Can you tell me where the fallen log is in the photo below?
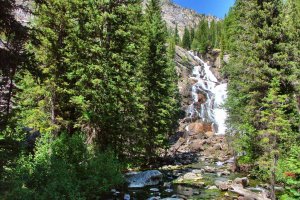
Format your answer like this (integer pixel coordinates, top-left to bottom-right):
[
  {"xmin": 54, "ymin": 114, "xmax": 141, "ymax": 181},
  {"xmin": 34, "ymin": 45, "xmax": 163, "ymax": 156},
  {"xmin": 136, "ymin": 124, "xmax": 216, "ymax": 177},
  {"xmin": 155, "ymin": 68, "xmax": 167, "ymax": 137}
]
[{"xmin": 231, "ymin": 184, "xmax": 271, "ymax": 200}]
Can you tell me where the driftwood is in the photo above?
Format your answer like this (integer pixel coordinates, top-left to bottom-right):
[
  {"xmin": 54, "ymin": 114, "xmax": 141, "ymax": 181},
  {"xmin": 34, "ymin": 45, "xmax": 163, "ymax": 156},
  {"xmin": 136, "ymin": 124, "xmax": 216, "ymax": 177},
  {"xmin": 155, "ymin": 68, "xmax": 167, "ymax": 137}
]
[{"xmin": 231, "ymin": 184, "xmax": 271, "ymax": 200}]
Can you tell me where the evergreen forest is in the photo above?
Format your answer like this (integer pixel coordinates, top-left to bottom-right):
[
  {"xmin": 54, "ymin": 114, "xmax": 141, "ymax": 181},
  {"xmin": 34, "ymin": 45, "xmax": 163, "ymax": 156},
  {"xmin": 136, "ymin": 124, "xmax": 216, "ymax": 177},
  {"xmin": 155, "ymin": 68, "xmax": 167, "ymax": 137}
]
[{"xmin": 0, "ymin": 0, "xmax": 299, "ymax": 199}]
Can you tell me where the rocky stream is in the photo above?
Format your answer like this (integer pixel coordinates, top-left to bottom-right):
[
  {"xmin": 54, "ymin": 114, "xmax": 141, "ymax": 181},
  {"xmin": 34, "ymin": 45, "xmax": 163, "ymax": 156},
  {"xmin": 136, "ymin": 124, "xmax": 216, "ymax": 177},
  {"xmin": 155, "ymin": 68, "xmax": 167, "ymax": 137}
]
[{"xmin": 103, "ymin": 49, "xmax": 275, "ymax": 200}]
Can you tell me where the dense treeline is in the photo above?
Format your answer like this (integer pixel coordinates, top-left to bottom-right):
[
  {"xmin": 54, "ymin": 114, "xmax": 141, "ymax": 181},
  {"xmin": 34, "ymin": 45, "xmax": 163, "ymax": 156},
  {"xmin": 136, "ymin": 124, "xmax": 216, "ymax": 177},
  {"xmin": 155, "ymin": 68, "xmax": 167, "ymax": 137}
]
[
  {"xmin": 177, "ymin": 19, "xmax": 222, "ymax": 52},
  {"xmin": 0, "ymin": 0, "xmax": 179, "ymax": 198},
  {"xmin": 223, "ymin": 0, "xmax": 300, "ymax": 199}
]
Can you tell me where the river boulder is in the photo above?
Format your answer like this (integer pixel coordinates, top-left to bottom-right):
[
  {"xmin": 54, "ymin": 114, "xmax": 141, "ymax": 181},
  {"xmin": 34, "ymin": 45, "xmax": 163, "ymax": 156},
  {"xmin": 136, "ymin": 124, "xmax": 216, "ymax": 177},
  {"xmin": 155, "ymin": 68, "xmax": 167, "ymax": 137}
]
[
  {"xmin": 233, "ymin": 177, "xmax": 249, "ymax": 188},
  {"xmin": 125, "ymin": 170, "xmax": 163, "ymax": 188}
]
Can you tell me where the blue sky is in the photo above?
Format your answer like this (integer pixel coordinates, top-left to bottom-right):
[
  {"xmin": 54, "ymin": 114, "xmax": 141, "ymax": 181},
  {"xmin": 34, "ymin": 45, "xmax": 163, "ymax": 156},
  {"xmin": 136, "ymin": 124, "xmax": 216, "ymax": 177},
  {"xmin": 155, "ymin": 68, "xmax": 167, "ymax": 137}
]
[{"xmin": 173, "ymin": 0, "xmax": 235, "ymax": 19}]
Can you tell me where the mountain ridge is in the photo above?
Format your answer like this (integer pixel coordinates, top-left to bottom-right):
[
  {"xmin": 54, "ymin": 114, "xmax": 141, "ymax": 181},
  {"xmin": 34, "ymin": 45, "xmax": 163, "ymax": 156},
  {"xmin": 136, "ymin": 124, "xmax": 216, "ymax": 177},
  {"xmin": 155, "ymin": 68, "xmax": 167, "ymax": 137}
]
[{"xmin": 143, "ymin": 0, "xmax": 219, "ymax": 37}]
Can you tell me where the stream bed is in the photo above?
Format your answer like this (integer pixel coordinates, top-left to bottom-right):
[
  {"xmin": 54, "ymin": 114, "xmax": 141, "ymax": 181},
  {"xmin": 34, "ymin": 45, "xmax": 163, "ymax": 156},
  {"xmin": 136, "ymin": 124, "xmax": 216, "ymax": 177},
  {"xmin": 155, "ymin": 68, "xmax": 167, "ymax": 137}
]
[{"xmin": 102, "ymin": 160, "xmax": 264, "ymax": 200}]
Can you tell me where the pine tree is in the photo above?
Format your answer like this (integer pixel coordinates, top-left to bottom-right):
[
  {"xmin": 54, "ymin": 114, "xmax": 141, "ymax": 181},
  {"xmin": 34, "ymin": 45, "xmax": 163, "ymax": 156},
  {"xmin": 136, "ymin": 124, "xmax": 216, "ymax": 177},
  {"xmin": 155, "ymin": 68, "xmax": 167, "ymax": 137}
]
[
  {"xmin": 215, "ymin": 21, "xmax": 223, "ymax": 49},
  {"xmin": 209, "ymin": 20, "xmax": 216, "ymax": 48},
  {"xmin": 181, "ymin": 27, "xmax": 191, "ymax": 49},
  {"xmin": 26, "ymin": 0, "xmax": 81, "ymax": 135},
  {"xmin": 258, "ymin": 78, "xmax": 293, "ymax": 200},
  {"xmin": 192, "ymin": 19, "xmax": 209, "ymax": 53},
  {"xmin": 190, "ymin": 28, "xmax": 195, "ymax": 44},
  {"xmin": 174, "ymin": 23, "xmax": 180, "ymax": 45},
  {"xmin": 0, "ymin": 0, "xmax": 29, "ymax": 131},
  {"xmin": 67, "ymin": 0, "xmax": 145, "ymax": 158},
  {"xmin": 143, "ymin": 0, "xmax": 179, "ymax": 162}
]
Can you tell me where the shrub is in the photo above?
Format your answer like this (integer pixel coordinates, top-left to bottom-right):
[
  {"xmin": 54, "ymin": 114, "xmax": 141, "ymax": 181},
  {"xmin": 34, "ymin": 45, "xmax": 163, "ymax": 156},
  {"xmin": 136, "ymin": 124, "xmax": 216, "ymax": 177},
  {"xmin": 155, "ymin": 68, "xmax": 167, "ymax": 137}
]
[
  {"xmin": 277, "ymin": 145, "xmax": 300, "ymax": 200},
  {"xmin": 5, "ymin": 134, "xmax": 124, "ymax": 200}
]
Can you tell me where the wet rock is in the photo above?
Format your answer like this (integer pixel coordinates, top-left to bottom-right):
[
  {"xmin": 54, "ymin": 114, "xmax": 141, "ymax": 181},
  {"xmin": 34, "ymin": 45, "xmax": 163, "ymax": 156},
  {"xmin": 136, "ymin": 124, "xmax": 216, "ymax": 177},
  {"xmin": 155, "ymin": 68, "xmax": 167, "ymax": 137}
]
[
  {"xmin": 111, "ymin": 189, "xmax": 117, "ymax": 193},
  {"xmin": 147, "ymin": 197, "xmax": 161, "ymax": 200},
  {"xmin": 165, "ymin": 189, "xmax": 174, "ymax": 193},
  {"xmin": 124, "ymin": 194, "xmax": 130, "ymax": 200},
  {"xmin": 113, "ymin": 191, "xmax": 120, "ymax": 197},
  {"xmin": 150, "ymin": 188, "xmax": 160, "ymax": 192},
  {"xmin": 163, "ymin": 182, "xmax": 172, "ymax": 188},
  {"xmin": 213, "ymin": 143, "xmax": 223, "ymax": 150},
  {"xmin": 191, "ymin": 169, "xmax": 203, "ymax": 174},
  {"xmin": 231, "ymin": 184, "xmax": 271, "ymax": 200},
  {"xmin": 189, "ymin": 139, "xmax": 204, "ymax": 151},
  {"xmin": 183, "ymin": 172, "xmax": 202, "ymax": 180},
  {"xmin": 237, "ymin": 196, "xmax": 245, "ymax": 200},
  {"xmin": 126, "ymin": 170, "xmax": 163, "ymax": 188},
  {"xmin": 208, "ymin": 185, "xmax": 218, "ymax": 190},
  {"xmin": 174, "ymin": 172, "xmax": 204, "ymax": 186},
  {"xmin": 217, "ymin": 170, "xmax": 231, "ymax": 177},
  {"xmin": 171, "ymin": 137, "xmax": 186, "ymax": 153},
  {"xmin": 197, "ymin": 93, "xmax": 206, "ymax": 104},
  {"xmin": 204, "ymin": 166, "xmax": 216, "ymax": 173},
  {"xmin": 204, "ymin": 131, "xmax": 214, "ymax": 138},
  {"xmin": 215, "ymin": 180, "xmax": 230, "ymax": 191},
  {"xmin": 176, "ymin": 185, "xmax": 194, "ymax": 196},
  {"xmin": 233, "ymin": 177, "xmax": 249, "ymax": 188},
  {"xmin": 216, "ymin": 161, "xmax": 224, "ymax": 166},
  {"xmin": 161, "ymin": 165, "xmax": 182, "ymax": 170},
  {"xmin": 187, "ymin": 122, "xmax": 212, "ymax": 135},
  {"xmin": 189, "ymin": 78, "xmax": 198, "ymax": 85}
]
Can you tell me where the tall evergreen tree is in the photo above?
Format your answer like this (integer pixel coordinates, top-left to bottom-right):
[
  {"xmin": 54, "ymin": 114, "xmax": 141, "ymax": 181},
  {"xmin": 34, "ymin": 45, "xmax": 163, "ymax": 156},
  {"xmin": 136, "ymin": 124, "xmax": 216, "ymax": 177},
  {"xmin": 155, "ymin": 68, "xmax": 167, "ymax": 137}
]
[
  {"xmin": 26, "ymin": 0, "xmax": 80, "ymax": 134},
  {"xmin": 190, "ymin": 27, "xmax": 195, "ymax": 44},
  {"xmin": 182, "ymin": 26, "xmax": 191, "ymax": 49},
  {"xmin": 209, "ymin": 20, "xmax": 216, "ymax": 48},
  {"xmin": 76, "ymin": 0, "xmax": 145, "ymax": 157},
  {"xmin": 143, "ymin": 0, "xmax": 179, "ymax": 162},
  {"xmin": 192, "ymin": 19, "xmax": 209, "ymax": 53},
  {"xmin": 258, "ymin": 78, "xmax": 293, "ymax": 200},
  {"xmin": 174, "ymin": 23, "xmax": 180, "ymax": 45}
]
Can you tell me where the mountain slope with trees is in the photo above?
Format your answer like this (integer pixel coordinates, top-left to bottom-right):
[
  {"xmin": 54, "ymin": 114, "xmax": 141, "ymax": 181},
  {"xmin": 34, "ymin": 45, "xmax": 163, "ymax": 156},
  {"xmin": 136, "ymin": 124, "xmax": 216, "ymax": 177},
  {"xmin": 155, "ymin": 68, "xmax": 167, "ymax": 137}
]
[{"xmin": 223, "ymin": 0, "xmax": 300, "ymax": 199}]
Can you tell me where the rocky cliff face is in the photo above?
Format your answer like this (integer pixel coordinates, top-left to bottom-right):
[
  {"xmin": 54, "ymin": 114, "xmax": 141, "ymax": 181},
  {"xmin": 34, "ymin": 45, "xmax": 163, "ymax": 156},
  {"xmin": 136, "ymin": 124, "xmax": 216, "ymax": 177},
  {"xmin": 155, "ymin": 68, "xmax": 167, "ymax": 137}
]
[{"xmin": 143, "ymin": 0, "xmax": 219, "ymax": 37}]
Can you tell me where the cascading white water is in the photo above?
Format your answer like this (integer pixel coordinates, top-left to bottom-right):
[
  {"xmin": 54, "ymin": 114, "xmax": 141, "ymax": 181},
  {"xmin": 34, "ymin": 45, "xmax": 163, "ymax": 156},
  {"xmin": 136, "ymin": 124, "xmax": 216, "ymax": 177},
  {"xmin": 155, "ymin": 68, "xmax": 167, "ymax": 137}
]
[{"xmin": 187, "ymin": 52, "xmax": 228, "ymax": 135}]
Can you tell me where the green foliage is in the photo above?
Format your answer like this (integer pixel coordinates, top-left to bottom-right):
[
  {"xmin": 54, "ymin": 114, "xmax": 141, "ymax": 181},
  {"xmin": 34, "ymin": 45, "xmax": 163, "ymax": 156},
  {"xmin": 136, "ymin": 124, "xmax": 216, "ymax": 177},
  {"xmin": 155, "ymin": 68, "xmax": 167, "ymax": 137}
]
[
  {"xmin": 174, "ymin": 23, "xmax": 180, "ymax": 45},
  {"xmin": 142, "ymin": 0, "xmax": 180, "ymax": 162},
  {"xmin": 181, "ymin": 27, "xmax": 191, "ymax": 50},
  {"xmin": 192, "ymin": 19, "xmax": 209, "ymax": 53},
  {"xmin": 191, "ymin": 19, "xmax": 222, "ymax": 53},
  {"xmin": 5, "ymin": 134, "xmax": 123, "ymax": 200},
  {"xmin": 277, "ymin": 145, "xmax": 300, "ymax": 199},
  {"xmin": 0, "ymin": 0, "xmax": 29, "ymax": 131},
  {"xmin": 224, "ymin": 0, "xmax": 300, "ymax": 198},
  {"xmin": 167, "ymin": 35, "xmax": 176, "ymax": 59},
  {"xmin": 24, "ymin": 0, "xmax": 149, "ymax": 161},
  {"xmin": 16, "ymin": 72, "xmax": 54, "ymax": 134}
]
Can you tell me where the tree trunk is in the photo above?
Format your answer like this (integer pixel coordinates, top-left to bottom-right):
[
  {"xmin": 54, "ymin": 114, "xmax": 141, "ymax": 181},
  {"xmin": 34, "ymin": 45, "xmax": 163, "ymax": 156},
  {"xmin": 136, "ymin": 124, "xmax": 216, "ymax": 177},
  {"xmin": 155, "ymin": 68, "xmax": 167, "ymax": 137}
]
[{"xmin": 50, "ymin": 93, "xmax": 57, "ymax": 135}]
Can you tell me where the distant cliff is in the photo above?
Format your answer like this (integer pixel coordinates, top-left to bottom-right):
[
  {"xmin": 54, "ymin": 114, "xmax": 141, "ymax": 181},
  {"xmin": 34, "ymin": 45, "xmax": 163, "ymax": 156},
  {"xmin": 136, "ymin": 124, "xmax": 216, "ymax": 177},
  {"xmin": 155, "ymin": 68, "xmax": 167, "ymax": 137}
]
[{"xmin": 143, "ymin": 0, "xmax": 219, "ymax": 37}]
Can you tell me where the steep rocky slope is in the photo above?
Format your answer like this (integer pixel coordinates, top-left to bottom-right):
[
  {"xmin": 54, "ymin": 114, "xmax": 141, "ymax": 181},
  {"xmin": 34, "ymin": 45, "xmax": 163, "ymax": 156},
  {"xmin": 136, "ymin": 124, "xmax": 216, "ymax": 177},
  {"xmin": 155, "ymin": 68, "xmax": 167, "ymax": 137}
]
[
  {"xmin": 174, "ymin": 46, "xmax": 223, "ymax": 113},
  {"xmin": 143, "ymin": 0, "xmax": 219, "ymax": 37}
]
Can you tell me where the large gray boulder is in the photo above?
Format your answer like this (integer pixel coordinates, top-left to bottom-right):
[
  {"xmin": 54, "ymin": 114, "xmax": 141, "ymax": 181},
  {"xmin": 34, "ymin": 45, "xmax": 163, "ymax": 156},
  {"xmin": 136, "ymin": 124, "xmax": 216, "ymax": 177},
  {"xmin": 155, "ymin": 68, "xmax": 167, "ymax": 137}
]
[{"xmin": 125, "ymin": 170, "xmax": 163, "ymax": 188}]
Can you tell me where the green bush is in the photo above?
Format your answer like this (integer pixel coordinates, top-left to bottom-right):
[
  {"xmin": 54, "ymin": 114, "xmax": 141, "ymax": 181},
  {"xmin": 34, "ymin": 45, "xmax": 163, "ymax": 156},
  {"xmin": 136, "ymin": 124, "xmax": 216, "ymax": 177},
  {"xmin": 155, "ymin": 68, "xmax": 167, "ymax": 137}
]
[
  {"xmin": 277, "ymin": 145, "xmax": 300, "ymax": 200},
  {"xmin": 5, "ymin": 134, "xmax": 124, "ymax": 200}
]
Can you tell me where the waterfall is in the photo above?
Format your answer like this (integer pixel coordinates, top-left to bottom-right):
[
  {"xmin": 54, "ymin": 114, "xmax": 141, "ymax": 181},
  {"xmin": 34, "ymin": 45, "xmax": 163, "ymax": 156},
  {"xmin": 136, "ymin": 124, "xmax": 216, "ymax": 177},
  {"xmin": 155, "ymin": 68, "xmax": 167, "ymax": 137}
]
[{"xmin": 186, "ymin": 52, "xmax": 227, "ymax": 135}]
